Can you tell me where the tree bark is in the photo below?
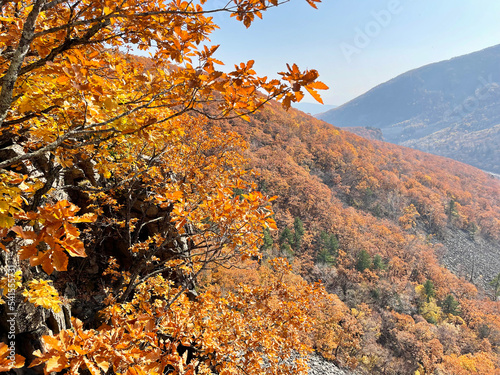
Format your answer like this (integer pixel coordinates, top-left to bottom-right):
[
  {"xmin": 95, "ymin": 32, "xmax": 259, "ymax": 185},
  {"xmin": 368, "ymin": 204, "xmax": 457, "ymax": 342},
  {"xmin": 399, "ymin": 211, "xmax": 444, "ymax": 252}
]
[{"xmin": 0, "ymin": 0, "xmax": 46, "ymax": 127}]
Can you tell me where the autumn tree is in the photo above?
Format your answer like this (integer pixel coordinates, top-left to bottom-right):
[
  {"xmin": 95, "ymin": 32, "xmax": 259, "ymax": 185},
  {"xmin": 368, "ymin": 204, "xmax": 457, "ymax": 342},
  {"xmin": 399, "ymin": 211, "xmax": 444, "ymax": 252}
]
[
  {"xmin": 0, "ymin": 0, "xmax": 326, "ymax": 170},
  {"xmin": 0, "ymin": 0, "xmax": 330, "ymax": 374},
  {"xmin": 29, "ymin": 258, "xmax": 331, "ymax": 375},
  {"xmin": 311, "ymin": 294, "xmax": 362, "ymax": 369}
]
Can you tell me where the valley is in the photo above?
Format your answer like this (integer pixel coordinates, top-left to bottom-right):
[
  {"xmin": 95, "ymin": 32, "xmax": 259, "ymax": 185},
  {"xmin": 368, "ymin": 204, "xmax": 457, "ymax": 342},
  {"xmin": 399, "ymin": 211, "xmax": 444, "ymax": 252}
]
[{"xmin": 317, "ymin": 44, "xmax": 500, "ymax": 174}]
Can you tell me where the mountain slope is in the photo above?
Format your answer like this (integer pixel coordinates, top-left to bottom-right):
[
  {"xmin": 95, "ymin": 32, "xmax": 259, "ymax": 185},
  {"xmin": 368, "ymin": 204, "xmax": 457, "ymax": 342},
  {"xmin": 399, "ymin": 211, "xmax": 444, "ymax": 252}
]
[
  {"xmin": 219, "ymin": 102, "xmax": 500, "ymax": 374},
  {"xmin": 226, "ymin": 102, "xmax": 500, "ymax": 283},
  {"xmin": 317, "ymin": 44, "xmax": 500, "ymax": 173}
]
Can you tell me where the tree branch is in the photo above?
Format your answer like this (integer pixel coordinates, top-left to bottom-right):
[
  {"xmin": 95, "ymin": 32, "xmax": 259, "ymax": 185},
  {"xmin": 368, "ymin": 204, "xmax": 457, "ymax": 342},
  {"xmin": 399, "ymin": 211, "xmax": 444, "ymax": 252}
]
[
  {"xmin": 2, "ymin": 104, "xmax": 59, "ymax": 126},
  {"xmin": 0, "ymin": 0, "xmax": 46, "ymax": 127}
]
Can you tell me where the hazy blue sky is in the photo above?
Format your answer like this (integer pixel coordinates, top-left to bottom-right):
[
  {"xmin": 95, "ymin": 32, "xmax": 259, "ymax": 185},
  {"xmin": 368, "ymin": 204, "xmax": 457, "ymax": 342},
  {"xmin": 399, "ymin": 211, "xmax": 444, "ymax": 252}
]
[{"xmin": 208, "ymin": 0, "xmax": 500, "ymax": 106}]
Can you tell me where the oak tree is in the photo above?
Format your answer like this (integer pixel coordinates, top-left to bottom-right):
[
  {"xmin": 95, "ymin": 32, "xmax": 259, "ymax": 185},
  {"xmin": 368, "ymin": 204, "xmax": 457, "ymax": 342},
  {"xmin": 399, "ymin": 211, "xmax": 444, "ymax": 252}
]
[{"xmin": 0, "ymin": 1, "xmax": 329, "ymax": 374}]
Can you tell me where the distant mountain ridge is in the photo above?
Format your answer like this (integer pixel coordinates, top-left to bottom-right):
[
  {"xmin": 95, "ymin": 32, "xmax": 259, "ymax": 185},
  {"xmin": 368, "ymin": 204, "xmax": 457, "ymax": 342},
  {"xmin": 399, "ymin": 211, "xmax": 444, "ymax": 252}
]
[
  {"xmin": 292, "ymin": 102, "xmax": 337, "ymax": 115},
  {"xmin": 317, "ymin": 44, "xmax": 500, "ymax": 173}
]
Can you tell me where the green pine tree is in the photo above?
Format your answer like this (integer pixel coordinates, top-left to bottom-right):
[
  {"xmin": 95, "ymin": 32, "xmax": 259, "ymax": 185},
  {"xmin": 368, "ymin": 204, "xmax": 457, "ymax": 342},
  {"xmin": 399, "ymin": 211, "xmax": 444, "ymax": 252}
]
[
  {"xmin": 372, "ymin": 254, "xmax": 386, "ymax": 271},
  {"xmin": 356, "ymin": 250, "xmax": 372, "ymax": 272},
  {"xmin": 448, "ymin": 199, "xmax": 459, "ymax": 220},
  {"xmin": 279, "ymin": 227, "xmax": 294, "ymax": 258},
  {"xmin": 292, "ymin": 217, "xmax": 304, "ymax": 252},
  {"xmin": 490, "ymin": 272, "xmax": 500, "ymax": 299},
  {"xmin": 316, "ymin": 249, "xmax": 333, "ymax": 265},
  {"xmin": 316, "ymin": 232, "xmax": 339, "ymax": 266},
  {"xmin": 441, "ymin": 294, "xmax": 460, "ymax": 315},
  {"xmin": 424, "ymin": 280, "xmax": 436, "ymax": 302},
  {"xmin": 261, "ymin": 227, "xmax": 273, "ymax": 252}
]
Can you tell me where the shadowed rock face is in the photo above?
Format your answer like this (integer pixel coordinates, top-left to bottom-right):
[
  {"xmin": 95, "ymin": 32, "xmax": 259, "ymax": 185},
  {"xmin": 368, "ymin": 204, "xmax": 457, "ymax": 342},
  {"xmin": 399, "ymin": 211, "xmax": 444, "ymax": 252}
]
[{"xmin": 317, "ymin": 44, "xmax": 500, "ymax": 173}]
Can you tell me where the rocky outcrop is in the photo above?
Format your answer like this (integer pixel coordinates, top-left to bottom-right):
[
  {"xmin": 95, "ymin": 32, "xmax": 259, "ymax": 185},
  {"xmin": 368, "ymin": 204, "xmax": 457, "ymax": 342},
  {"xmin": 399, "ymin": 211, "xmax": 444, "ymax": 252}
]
[
  {"xmin": 440, "ymin": 227, "xmax": 500, "ymax": 294},
  {"xmin": 307, "ymin": 354, "xmax": 357, "ymax": 375}
]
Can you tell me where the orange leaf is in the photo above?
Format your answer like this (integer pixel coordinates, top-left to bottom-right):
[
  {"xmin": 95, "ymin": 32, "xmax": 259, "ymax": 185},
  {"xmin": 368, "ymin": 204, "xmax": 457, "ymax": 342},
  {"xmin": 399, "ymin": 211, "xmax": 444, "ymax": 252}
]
[
  {"xmin": 45, "ymin": 355, "xmax": 69, "ymax": 373},
  {"xmin": 11, "ymin": 226, "xmax": 37, "ymax": 240},
  {"xmin": 69, "ymin": 213, "xmax": 97, "ymax": 223},
  {"xmin": 304, "ymin": 86, "xmax": 324, "ymax": 104},
  {"xmin": 19, "ymin": 243, "xmax": 38, "ymax": 261},
  {"xmin": 52, "ymin": 250, "xmax": 69, "ymax": 271},
  {"xmin": 63, "ymin": 236, "xmax": 87, "ymax": 257},
  {"xmin": 310, "ymin": 81, "xmax": 329, "ymax": 90}
]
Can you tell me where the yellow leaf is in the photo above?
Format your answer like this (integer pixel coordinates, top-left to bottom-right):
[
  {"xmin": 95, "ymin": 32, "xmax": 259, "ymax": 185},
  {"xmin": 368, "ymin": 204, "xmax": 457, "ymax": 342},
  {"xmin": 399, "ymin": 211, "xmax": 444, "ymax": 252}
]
[
  {"xmin": 70, "ymin": 213, "xmax": 97, "ymax": 223},
  {"xmin": 95, "ymin": 357, "xmax": 110, "ymax": 373},
  {"xmin": 23, "ymin": 279, "xmax": 62, "ymax": 312},
  {"xmin": 0, "ymin": 215, "xmax": 14, "ymax": 229},
  {"xmin": 103, "ymin": 97, "xmax": 117, "ymax": 110},
  {"xmin": 45, "ymin": 355, "xmax": 68, "ymax": 373}
]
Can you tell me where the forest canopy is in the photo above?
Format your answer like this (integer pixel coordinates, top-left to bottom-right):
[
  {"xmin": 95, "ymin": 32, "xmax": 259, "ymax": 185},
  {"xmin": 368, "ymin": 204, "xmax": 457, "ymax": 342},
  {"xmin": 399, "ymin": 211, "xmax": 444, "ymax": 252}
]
[{"xmin": 0, "ymin": 1, "xmax": 331, "ymax": 374}]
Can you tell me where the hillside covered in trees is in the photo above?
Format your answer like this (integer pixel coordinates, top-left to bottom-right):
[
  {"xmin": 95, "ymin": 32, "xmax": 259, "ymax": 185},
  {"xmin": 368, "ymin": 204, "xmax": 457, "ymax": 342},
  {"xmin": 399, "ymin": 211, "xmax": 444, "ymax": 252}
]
[
  {"xmin": 218, "ymin": 100, "xmax": 500, "ymax": 374},
  {"xmin": 0, "ymin": 1, "xmax": 499, "ymax": 375}
]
